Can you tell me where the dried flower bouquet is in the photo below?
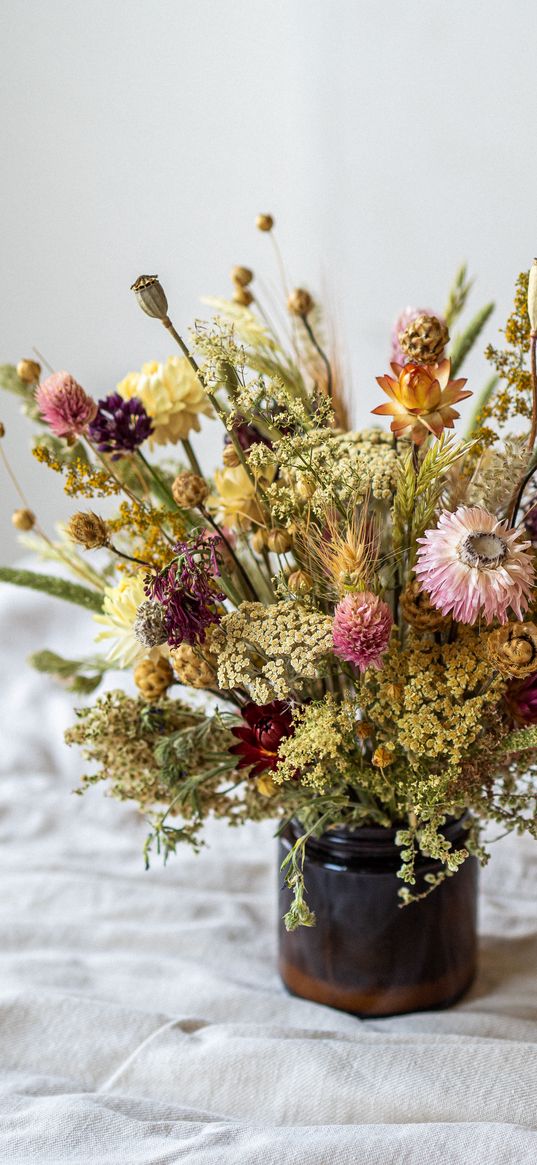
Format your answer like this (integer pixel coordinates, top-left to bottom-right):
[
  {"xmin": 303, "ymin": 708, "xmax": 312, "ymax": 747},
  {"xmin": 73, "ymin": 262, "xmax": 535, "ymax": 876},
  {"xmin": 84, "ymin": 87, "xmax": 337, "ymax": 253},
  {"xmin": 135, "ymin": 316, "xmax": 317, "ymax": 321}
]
[{"xmin": 3, "ymin": 222, "xmax": 537, "ymax": 930}]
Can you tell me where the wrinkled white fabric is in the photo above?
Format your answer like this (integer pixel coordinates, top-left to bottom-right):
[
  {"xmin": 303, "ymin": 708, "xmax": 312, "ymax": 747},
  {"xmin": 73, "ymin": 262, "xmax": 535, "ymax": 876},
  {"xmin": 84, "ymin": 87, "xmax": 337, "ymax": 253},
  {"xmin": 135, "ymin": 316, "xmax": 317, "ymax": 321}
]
[{"xmin": 1, "ymin": 583, "xmax": 537, "ymax": 1163}]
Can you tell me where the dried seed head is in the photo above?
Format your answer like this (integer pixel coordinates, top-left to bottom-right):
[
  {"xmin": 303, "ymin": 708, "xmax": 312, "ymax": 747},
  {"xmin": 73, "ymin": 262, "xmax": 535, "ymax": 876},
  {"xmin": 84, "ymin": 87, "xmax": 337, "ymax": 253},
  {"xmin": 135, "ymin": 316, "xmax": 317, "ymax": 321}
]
[
  {"xmin": 251, "ymin": 528, "xmax": 268, "ymax": 553},
  {"xmin": 231, "ymin": 265, "xmax": 253, "ymax": 287},
  {"xmin": 133, "ymin": 600, "xmax": 168, "ymax": 648},
  {"xmin": 134, "ymin": 656, "xmax": 174, "ymax": 701},
  {"xmin": 267, "ymin": 528, "xmax": 292, "ymax": 554},
  {"xmin": 130, "ymin": 274, "xmax": 169, "ymax": 321},
  {"xmin": 287, "ymin": 569, "xmax": 313, "ymax": 595},
  {"xmin": 487, "ymin": 622, "xmax": 537, "ymax": 678},
  {"xmin": 528, "ymin": 259, "xmax": 537, "ymax": 333},
  {"xmin": 17, "ymin": 359, "xmax": 41, "ymax": 384},
  {"xmin": 256, "ymin": 213, "xmax": 274, "ymax": 232},
  {"xmin": 11, "ymin": 508, "xmax": 36, "ymax": 531},
  {"xmin": 66, "ymin": 511, "xmax": 110, "ymax": 549},
  {"xmin": 287, "ymin": 288, "xmax": 314, "ymax": 317},
  {"xmin": 233, "ymin": 286, "xmax": 254, "ymax": 307},
  {"xmin": 171, "ymin": 471, "xmax": 209, "ymax": 509}
]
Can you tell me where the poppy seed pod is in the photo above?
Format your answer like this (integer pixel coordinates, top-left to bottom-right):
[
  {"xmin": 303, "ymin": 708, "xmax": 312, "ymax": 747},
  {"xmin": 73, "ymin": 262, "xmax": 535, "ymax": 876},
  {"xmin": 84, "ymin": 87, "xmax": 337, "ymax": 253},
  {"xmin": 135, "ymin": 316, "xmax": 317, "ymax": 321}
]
[
  {"xmin": 231, "ymin": 266, "xmax": 253, "ymax": 287},
  {"xmin": 256, "ymin": 213, "xmax": 274, "ymax": 232},
  {"xmin": 11, "ymin": 508, "xmax": 36, "ymax": 531},
  {"xmin": 233, "ymin": 286, "xmax": 254, "ymax": 307},
  {"xmin": 131, "ymin": 275, "xmax": 169, "ymax": 321},
  {"xmin": 287, "ymin": 288, "xmax": 314, "ymax": 317}
]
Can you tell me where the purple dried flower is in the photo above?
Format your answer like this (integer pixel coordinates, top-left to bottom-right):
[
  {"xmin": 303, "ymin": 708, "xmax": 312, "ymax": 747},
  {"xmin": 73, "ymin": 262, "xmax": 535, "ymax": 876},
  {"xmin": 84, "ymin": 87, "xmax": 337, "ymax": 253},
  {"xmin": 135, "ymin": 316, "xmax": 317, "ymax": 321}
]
[
  {"xmin": 88, "ymin": 392, "xmax": 153, "ymax": 458},
  {"xmin": 145, "ymin": 533, "xmax": 225, "ymax": 647},
  {"xmin": 224, "ymin": 415, "xmax": 271, "ymax": 452}
]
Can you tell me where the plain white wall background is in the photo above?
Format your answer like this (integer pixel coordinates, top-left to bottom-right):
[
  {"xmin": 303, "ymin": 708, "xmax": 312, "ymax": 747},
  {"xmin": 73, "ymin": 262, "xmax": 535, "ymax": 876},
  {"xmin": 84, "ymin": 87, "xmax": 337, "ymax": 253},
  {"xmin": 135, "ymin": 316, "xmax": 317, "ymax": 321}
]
[{"xmin": 1, "ymin": 0, "xmax": 536, "ymax": 564}]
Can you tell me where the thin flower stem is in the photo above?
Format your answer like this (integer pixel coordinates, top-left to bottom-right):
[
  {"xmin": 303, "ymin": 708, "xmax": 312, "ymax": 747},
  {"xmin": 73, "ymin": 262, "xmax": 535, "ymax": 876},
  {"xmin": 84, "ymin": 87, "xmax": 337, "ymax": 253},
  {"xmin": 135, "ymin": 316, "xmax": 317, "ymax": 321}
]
[
  {"xmin": 527, "ymin": 332, "xmax": 537, "ymax": 454},
  {"xmin": 199, "ymin": 505, "xmax": 258, "ymax": 601},
  {"xmin": 182, "ymin": 438, "xmax": 202, "ymax": 476},
  {"xmin": 301, "ymin": 316, "xmax": 333, "ymax": 401},
  {"xmin": 109, "ymin": 543, "xmax": 153, "ymax": 570}
]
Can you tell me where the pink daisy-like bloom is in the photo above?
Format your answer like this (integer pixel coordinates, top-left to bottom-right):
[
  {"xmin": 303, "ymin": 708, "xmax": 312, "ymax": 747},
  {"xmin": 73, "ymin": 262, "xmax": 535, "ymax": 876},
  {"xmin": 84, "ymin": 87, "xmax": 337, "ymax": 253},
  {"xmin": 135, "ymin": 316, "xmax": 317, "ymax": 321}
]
[
  {"xmin": 35, "ymin": 372, "xmax": 97, "ymax": 439},
  {"xmin": 415, "ymin": 506, "xmax": 535, "ymax": 625},
  {"xmin": 332, "ymin": 591, "xmax": 393, "ymax": 673}
]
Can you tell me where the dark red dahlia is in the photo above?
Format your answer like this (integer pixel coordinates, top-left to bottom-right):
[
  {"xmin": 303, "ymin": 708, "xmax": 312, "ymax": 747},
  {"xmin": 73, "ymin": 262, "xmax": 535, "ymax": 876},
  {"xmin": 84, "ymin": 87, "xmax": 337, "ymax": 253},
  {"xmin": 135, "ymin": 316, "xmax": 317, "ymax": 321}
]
[{"xmin": 229, "ymin": 701, "xmax": 294, "ymax": 777}]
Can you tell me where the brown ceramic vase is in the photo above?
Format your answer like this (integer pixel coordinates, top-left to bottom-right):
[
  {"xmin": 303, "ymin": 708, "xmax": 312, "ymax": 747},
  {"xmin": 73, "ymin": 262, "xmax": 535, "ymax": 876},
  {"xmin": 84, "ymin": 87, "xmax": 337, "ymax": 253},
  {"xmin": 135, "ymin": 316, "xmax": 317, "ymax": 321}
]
[{"xmin": 278, "ymin": 817, "xmax": 478, "ymax": 1018}]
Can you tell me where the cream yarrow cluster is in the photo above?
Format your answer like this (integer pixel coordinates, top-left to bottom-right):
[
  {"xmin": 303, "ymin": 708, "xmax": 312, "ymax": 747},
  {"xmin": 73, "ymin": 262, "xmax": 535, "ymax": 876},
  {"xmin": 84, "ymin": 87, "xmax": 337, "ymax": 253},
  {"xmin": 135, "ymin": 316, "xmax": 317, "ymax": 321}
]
[{"xmin": 213, "ymin": 601, "xmax": 333, "ymax": 702}]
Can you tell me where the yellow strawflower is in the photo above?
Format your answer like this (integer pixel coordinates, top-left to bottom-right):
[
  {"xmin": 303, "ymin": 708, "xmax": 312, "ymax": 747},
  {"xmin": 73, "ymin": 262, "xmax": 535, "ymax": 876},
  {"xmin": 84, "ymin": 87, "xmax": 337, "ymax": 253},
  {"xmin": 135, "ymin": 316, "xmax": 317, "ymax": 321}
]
[{"xmin": 117, "ymin": 356, "xmax": 213, "ymax": 446}]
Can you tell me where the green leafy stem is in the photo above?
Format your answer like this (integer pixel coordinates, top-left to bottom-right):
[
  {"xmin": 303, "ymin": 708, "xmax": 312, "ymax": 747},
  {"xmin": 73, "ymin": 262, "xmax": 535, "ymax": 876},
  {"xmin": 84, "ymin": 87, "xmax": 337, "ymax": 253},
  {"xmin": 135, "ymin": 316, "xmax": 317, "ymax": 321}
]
[{"xmin": 0, "ymin": 566, "xmax": 104, "ymax": 612}]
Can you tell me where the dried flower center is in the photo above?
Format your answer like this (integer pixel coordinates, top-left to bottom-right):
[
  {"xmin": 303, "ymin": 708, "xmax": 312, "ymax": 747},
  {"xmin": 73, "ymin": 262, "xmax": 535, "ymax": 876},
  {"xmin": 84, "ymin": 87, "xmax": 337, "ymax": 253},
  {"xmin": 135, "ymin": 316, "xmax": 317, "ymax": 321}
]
[{"xmin": 459, "ymin": 531, "xmax": 507, "ymax": 569}]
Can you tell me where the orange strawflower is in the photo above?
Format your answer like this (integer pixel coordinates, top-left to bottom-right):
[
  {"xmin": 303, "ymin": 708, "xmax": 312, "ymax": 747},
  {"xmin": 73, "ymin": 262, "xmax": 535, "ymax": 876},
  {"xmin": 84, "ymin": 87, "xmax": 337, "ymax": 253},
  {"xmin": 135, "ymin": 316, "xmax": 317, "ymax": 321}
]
[{"xmin": 372, "ymin": 359, "xmax": 471, "ymax": 445}]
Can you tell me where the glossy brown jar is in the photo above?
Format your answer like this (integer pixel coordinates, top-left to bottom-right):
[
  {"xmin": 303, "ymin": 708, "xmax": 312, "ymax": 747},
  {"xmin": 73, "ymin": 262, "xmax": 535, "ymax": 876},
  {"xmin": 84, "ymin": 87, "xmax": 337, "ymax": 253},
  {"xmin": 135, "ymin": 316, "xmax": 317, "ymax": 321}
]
[{"xmin": 278, "ymin": 817, "xmax": 478, "ymax": 1017}]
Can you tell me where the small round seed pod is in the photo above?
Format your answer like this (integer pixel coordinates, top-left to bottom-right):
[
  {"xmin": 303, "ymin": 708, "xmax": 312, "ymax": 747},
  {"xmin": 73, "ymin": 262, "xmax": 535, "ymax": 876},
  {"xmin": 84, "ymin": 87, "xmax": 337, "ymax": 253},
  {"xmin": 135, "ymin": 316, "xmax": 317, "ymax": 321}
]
[
  {"xmin": 134, "ymin": 656, "xmax": 174, "ymax": 701},
  {"xmin": 256, "ymin": 213, "xmax": 274, "ymax": 232},
  {"xmin": 251, "ymin": 528, "xmax": 268, "ymax": 554},
  {"xmin": 287, "ymin": 569, "xmax": 313, "ymax": 595},
  {"xmin": 287, "ymin": 288, "xmax": 314, "ymax": 317},
  {"xmin": 222, "ymin": 443, "xmax": 240, "ymax": 468},
  {"xmin": 267, "ymin": 528, "xmax": 292, "ymax": 554},
  {"xmin": 400, "ymin": 579, "xmax": 450, "ymax": 631},
  {"xmin": 398, "ymin": 314, "xmax": 450, "ymax": 366},
  {"xmin": 233, "ymin": 286, "xmax": 254, "ymax": 307},
  {"xmin": 231, "ymin": 265, "xmax": 253, "ymax": 287},
  {"xmin": 133, "ymin": 600, "xmax": 168, "ymax": 649},
  {"xmin": 172, "ymin": 471, "xmax": 209, "ymax": 509},
  {"xmin": 170, "ymin": 634, "xmax": 218, "ymax": 689},
  {"xmin": 487, "ymin": 622, "xmax": 537, "ymax": 678},
  {"xmin": 356, "ymin": 722, "xmax": 374, "ymax": 741},
  {"xmin": 17, "ymin": 359, "xmax": 41, "ymax": 384},
  {"xmin": 66, "ymin": 511, "xmax": 109, "ymax": 550},
  {"xmin": 11, "ymin": 508, "xmax": 36, "ymax": 531},
  {"xmin": 130, "ymin": 274, "xmax": 169, "ymax": 321}
]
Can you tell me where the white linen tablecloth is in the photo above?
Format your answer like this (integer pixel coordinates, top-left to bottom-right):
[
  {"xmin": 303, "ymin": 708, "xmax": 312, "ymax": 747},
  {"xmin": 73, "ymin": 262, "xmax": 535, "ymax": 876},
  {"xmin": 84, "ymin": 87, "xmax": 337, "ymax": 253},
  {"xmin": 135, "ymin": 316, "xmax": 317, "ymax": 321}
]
[{"xmin": 1, "ymin": 584, "xmax": 537, "ymax": 1163}]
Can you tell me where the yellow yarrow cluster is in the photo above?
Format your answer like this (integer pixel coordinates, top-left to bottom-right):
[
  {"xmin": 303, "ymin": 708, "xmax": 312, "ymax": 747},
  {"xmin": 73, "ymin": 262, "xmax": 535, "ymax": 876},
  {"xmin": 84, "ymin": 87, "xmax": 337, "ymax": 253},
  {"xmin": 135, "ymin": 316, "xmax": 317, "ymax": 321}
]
[
  {"xmin": 361, "ymin": 628, "xmax": 507, "ymax": 771},
  {"xmin": 117, "ymin": 356, "xmax": 213, "ymax": 446},
  {"xmin": 274, "ymin": 696, "xmax": 359, "ymax": 792},
  {"xmin": 213, "ymin": 601, "xmax": 333, "ymax": 702}
]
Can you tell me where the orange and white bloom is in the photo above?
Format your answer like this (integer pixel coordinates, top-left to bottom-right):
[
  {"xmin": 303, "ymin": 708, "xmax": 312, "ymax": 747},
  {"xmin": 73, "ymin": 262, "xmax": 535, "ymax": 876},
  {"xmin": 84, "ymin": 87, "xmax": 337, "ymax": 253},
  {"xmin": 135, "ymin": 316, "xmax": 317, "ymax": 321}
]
[{"xmin": 372, "ymin": 359, "xmax": 471, "ymax": 445}]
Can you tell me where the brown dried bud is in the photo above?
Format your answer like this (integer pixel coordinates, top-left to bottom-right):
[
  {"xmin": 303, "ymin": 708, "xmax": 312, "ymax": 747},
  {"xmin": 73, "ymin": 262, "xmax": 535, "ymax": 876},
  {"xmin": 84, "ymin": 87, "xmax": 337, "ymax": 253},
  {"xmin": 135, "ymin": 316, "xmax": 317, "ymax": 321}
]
[
  {"xmin": 356, "ymin": 722, "xmax": 374, "ymax": 741},
  {"xmin": 256, "ymin": 213, "xmax": 274, "ymax": 232},
  {"xmin": 131, "ymin": 275, "xmax": 169, "ymax": 321},
  {"xmin": 171, "ymin": 471, "xmax": 209, "ymax": 509},
  {"xmin": 251, "ymin": 528, "xmax": 268, "ymax": 553},
  {"xmin": 398, "ymin": 314, "xmax": 450, "ymax": 366},
  {"xmin": 287, "ymin": 288, "xmax": 314, "ymax": 317},
  {"xmin": 170, "ymin": 626, "xmax": 220, "ymax": 689},
  {"xmin": 17, "ymin": 359, "xmax": 41, "ymax": 384},
  {"xmin": 267, "ymin": 528, "xmax": 292, "ymax": 554},
  {"xmin": 11, "ymin": 508, "xmax": 36, "ymax": 531},
  {"xmin": 66, "ymin": 511, "xmax": 109, "ymax": 550},
  {"xmin": 372, "ymin": 745, "xmax": 395, "ymax": 768},
  {"xmin": 231, "ymin": 265, "xmax": 253, "ymax": 287},
  {"xmin": 487, "ymin": 622, "xmax": 537, "ymax": 678},
  {"xmin": 222, "ymin": 444, "xmax": 240, "ymax": 468},
  {"xmin": 400, "ymin": 579, "xmax": 451, "ymax": 631},
  {"xmin": 287, "ymin": 569, "xmax": 313, "ymax": 595},
  {"xmin": 233, "ymin": 286, "xmax": 254, "ymax": 307},
  {"xmin": 134, "ymin": 656, "xmax": 174, "ymax": 701},
  {"xmin": 0, "ymin": 422, "xmax": 5, "ymax": 438}
]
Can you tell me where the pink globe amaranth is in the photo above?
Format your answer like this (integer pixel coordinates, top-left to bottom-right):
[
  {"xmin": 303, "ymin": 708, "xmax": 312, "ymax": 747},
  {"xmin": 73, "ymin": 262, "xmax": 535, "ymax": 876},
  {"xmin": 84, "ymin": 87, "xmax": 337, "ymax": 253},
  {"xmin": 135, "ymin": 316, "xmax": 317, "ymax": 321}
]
[
  {"xmin": 332, "ymin": 591, "xmax": 393, "ymax": 673},
  {"xmin": 35, "ymin": 372, "xmax": 97, "ymax": 439},
  {"xmin": 504, "ymin": 672, "xmax": 537, "ymax": 725}
]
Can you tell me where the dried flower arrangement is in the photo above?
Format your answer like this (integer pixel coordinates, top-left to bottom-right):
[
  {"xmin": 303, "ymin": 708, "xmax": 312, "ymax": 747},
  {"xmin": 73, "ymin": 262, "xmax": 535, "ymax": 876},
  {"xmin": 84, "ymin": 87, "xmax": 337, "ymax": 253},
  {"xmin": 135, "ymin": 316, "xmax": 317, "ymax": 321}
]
[{"xmin": 2, "ymin": 221, "xmax": 537, "ymax": 931}]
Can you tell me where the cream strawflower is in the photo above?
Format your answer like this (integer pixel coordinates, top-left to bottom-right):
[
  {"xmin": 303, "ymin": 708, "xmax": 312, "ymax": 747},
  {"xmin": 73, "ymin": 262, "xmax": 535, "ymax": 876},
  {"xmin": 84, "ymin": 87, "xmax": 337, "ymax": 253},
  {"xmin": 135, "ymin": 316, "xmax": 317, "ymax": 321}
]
[
  {"xmin": 209, "ymin": 462, "xmax": 273, "ymax": 530},
  {"xmin": 117, "ymin": 356, "xmax": 213, "ymax": 446},
  {"xmin": 94, "ymin": 575, "xmax": 167, "ymax": 667},
  {"xmin": 415, "ymin": 506, "xmax": 535, "ymax": 625}
]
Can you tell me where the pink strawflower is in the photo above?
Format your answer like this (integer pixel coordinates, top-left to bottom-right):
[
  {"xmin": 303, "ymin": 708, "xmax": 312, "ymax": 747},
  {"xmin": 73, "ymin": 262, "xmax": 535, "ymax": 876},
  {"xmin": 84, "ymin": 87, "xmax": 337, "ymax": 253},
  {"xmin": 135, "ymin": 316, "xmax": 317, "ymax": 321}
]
[
  {"xmin": 332, "ymin": 591, "xmax": 393, "ymax": 672},
  {"xmin": 35, "ymin": 372, "xmax": 97, "ymax": 439},
  {"xmin": 390, "ymin": 306, "xmax": 443, "ymax": 364},
  {"xmin": 415, "ymin": 506, "xmax": 535, "ymax": 625}
]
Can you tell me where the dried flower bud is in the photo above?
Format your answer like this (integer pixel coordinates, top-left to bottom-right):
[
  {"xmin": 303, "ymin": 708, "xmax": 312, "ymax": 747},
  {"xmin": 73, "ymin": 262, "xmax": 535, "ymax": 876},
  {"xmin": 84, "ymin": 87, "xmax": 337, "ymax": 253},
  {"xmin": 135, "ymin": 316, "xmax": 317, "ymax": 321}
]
[
  {"xmin": 233, "ymin": 286, "xmax": 254, "ymax": 307},
  {"xmin": 256, "ymin": 213, "xmax": 274, "ymax": 232},
  {"xmin": 170, "ymin": 625, "xmax": 220, "ymax": 689},
  {"xmin": 267, "ymin": 528, "xmax": 292, "ymax": 554},
  {"xmin": 133, "ymin": 600, "xmax": 168, "ymax": 648},
  {"xmin": 131, "ymin": 275, "xmax": 169, "ymax": 321},
  {"xmin": 487, "ymin": 621, "xmax": 537, "ymax": 678},
  {"xmin": 0, "ymin": 422, "xmax": 6, "ymax": 438},
  {"xmin": 528, "ymin": 259, "xmax": 537, "ymax": 334},
  {"xmin": 400, "ymin": 579, "xmax": 450, "ymax": 631},
  {"xmin": 171, "ymin": 471, "xmax": 209, "ymax": 509},
  {"xmin": 11, "ymin": 508, "xmax": 36, "ymax": 531},
  {"xmin": 372, "ymin": 745, "xmax": 395, "ymax": 768},
  {"xmin": 287, "ymin": 569, "xmax": 313, "ymax": 595},
  {"xmin": 251, "ymin": 528, "xmax": 268, "ymax": 553},
  {"xmin": 287, "ymin": 288, "xmax": 314, "ymax": 317},
  {"xmin": 231, "ymin": 265, "xmax": 253, "ymax": 287},
  {"xmin": 17, "ymin": 359, "xmax": 41, "ymax": 384},
  {"xmin": 222, "ymin": 444, "xmax": 240, "ymax": 468},
  {"xmin": 356, "ymin": 722, "xmax": 374, "ymax": 741},
  {"xmin": 134, "ymin": 656, "xmax": 174, "ymax": 701},
  {"xmin": 66, "ymin": 511, "xmax": 109, "ymax": 550}
]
